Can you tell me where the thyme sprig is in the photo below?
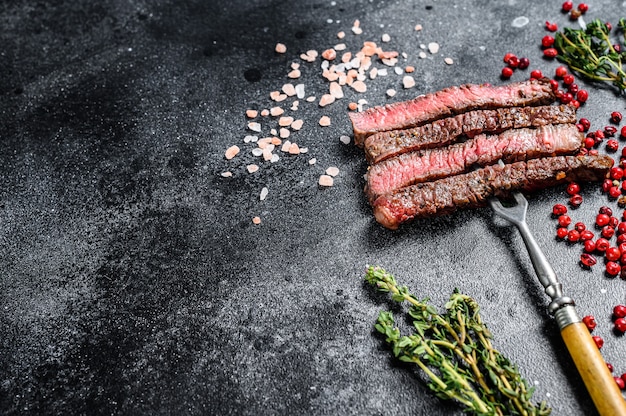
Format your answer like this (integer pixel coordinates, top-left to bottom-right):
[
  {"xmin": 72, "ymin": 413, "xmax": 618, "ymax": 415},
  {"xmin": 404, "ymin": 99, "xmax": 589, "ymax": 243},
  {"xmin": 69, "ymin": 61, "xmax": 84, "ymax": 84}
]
[
  {"xmin": 554, "ymin": 18, "xmax": 626, "ymax": 92},
  {"xmin": 365, "ymin": 265, "xmax": 551, "ymax": 416}
]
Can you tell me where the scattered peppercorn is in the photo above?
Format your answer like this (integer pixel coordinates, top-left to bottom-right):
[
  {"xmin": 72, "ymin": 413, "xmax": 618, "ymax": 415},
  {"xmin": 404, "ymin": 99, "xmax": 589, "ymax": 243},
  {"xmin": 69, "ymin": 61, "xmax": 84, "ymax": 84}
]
[
  {"xmin": 614, "ymin": 317, "xmax": 626, "ymax": 333},
  {"xmin": 543, "ymin": 48, "xmax": 558, "ymax": 58},
  {"xmin": 569, "ymin": 194, "xmax": 583, "ymax": 207},
  {"xmin": 582, "ymin": 314, "xmax": 597, "ymax": 331},
  {"xmin": 606, "ymin": 261, "xmax": 621, "ymax": 276},
  {"xmin": 566, "ymin": 182, "xmax": 581, "ymax": 195},
  {"xmin": 614, "ymin": 304, "xmax": 626, "ymax": 319},
  {"xmin": 552, "ymin": 203, "xmax": 568, "ymax": 216},
  {"xmin": 545, "ymin": 21, "xmax": 558, "ymax": 32},
  {"xmin": 611, "ymin": 111, "xmax": 623, "ymax": 124},
  {"xmin": 561, "ymin": 1, "xmax": 573, "ymax": 12},
  {"xmin": 580, "ymin": 252, "xmax": 597, "ymax": 267},
  {"xmin": 592, "ymin": 335, "xmax": 605, "ymax": 349},
  {"xmin": 558, "ymin": 214, "xmax": 572, "ymax": 227},
  {"xmin": 518, "ymin": 57, "xmax": 530, "ymax": 70}
]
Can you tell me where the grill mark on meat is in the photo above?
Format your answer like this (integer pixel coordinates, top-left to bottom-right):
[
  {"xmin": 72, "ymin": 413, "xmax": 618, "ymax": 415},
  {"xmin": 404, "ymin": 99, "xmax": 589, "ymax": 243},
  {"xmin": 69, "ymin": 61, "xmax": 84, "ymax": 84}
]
[
  {"xmin": 372, "ymin": 155, "xmax": 614, "ymax": 230},
  {"xmin": 364, "ymin": 105, "xmax": 576, "ymax": 164},
  {"xmin": 365, "ymin": 124, "xmax": 584, "ymax": 201},
  {"xmin": 349, "ymin": 78, "xmax": 556, "ymax": 146}
]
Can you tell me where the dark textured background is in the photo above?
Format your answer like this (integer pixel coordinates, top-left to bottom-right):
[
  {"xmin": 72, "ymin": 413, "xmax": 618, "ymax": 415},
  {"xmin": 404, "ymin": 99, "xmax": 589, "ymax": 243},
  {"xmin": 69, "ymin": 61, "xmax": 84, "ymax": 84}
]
[{"xmin": 2, "ymin": 1, "xmax": 626, "ymax": 415}]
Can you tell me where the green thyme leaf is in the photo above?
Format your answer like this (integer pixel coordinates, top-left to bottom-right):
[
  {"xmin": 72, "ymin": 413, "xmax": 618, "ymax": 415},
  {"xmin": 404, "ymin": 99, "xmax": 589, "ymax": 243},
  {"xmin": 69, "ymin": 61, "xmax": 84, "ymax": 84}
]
[{"xmin": 365, "ymin": 265, "xmax": 551, "ymax": 415}]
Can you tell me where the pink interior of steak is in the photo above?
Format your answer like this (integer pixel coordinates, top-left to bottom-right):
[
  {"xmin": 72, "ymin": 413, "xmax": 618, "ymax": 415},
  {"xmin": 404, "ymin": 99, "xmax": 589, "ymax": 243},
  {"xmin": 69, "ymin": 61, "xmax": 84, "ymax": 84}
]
[
  {"xmin": 365, "ymin": 124, "xmax": 584, "ymax": 201},
  {"xmin": 349, "ymin": 78, "xmax": 555, "ymax": 145}
]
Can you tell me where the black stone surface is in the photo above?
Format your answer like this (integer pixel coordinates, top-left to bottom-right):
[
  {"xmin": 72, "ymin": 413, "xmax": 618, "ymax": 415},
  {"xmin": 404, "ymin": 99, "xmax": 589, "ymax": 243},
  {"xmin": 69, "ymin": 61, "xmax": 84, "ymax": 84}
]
[{"xmin": 2, "ymin": 1, "xmax": 626, "ymax": 415}]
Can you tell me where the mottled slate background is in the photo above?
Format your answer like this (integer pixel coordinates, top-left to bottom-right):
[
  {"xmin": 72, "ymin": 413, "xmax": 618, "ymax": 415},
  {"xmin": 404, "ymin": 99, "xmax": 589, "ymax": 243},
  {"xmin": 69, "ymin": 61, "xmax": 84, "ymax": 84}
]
[{"xmin": 2, "ymin": 1, "xmax": 626, "ymax": 415}]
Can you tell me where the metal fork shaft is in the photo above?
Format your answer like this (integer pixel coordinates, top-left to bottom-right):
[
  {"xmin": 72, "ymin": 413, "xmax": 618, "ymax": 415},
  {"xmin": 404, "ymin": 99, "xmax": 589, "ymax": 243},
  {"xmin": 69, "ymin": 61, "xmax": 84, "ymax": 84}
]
[{"xmin": 514, "ymin": 220, "xmax": 575, "ymax": 316}]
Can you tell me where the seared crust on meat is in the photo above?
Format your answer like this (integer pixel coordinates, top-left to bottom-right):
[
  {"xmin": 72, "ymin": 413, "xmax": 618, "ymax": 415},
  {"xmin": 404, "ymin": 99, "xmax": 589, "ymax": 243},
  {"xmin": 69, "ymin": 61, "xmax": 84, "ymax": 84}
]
[
  {"xmin": 372, "ymin": 155, "xmax": 614, "ymax": 230},
  {"xmin": 365, "ymin": 124, "xmax": 584, "ymax": 201},
  {"xmin": 349, "ymin": 78, "xmax": 556, "ymax": 145},
  {"xmin": 363, "ymin": 105, "xmax": 576, "ymax": 164}
]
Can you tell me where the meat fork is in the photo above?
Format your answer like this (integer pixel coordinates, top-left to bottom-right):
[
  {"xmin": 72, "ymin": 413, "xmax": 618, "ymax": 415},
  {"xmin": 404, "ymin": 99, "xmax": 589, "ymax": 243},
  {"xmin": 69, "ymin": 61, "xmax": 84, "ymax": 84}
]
[{"xmin": 489, "ymin": 191, "xmax": 626, "ymax": 416}]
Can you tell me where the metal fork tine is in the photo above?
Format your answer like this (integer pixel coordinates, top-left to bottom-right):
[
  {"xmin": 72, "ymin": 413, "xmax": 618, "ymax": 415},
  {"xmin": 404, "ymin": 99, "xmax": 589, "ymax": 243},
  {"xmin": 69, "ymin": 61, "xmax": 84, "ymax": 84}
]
[{"xmin": 513, "ymin": 191, "xmax": 528, "ymax": 209}]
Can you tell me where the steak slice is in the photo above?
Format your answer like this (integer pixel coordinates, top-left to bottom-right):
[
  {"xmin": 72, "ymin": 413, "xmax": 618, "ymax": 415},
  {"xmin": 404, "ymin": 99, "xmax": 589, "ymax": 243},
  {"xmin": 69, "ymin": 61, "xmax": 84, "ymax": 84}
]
[
  {"xmin": 372, "ymin": 155, "xmax": 614, "ymax": 230},
  {"xmin": 365, "ymin": 124, "xmax": 584, "ymax": 201},
  {"xmin": 364, "ymin": 105, "xmax": 576, "ymax": 164},
  {"xmin": 349, "ymin": 78, "xmax": 556, "ymax": 146}
]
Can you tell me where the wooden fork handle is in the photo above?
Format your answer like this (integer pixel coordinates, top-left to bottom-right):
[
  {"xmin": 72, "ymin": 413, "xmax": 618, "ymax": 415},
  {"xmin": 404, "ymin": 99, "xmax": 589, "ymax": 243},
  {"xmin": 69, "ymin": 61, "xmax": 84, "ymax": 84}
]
[{"xmin": 561, "ymin": 321, "xmax": 626, "ymax": 415}]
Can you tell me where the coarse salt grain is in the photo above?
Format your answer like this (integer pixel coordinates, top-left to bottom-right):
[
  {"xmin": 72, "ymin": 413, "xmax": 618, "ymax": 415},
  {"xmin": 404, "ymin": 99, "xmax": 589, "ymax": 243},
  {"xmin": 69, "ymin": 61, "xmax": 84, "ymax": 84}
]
[
  {"xmin": 261, "ymin": 109, "xmax": 270, "ymax": 116},
  {"xmin": 279, "ymin": 128, "xmax": 290, "ymax": 138},
  {"xmin": 334, "ymin": 43, "xmax": 347, "ymax": 51},
  {"xmin": 444, "ymin": 57, "xmax": 454, "ymax": 65},
  {"xmin": 252, "ymin": 148, "xmax": 263, "ymax": 157},
  {"xmin": 319, "ymin": 94, "xmax": 336, "ymax": 107},
  {"xmin": 244, "ymin": 135, "xmax": 258, "ymax": 143},
  {"xmin": 221, "ymin": 171, "xmax": 232, "ymax": 177},
  {"xmin": 279, "ymin": 116, "xmax": 294, "ymax": 127},
  {"xmin": 330, "ymin": 82, "xmax": 344, "ymax": 99},
  {"xmin": 225, "ymin": 145, "xmax": 240, "ymax": 160},
  {"xmin": 403, "ymin": 75, "xmax": 416, "ymax": 89},
  {"xmin": 319, "ymin": 175, "xmax": 334, "ymax": 186},
  {"xmin": 306, "ymin": 96, "xmax": 316, "ymax": 102},
  {"xmin": 288, "ymin": 69, "xmax": 301, "ymax": 79},
  {"xmin": 270, "ymin": 154, "xmax": 280, "ymax": 163},
  {"xmin": 260, "ymin": 187, "xmax": 269, "ymax": 200},
  {"xmin": 247, "ymin": 164, "xmax": 259, "ymax": 173},
  {"xmin": 386, "ymin": 89, "xmax": 396, "ymax": 97},
  {"xmin": 322, "ymin": 48, "xmax": 337, "ymax": 61},
  {"xmin": 326, "ymin": 166, "xmax": 339, "ymax": 177},
  {"xmin": 246, "ymin": 109, "xmax": 258, "ymax": 118},
  {"xmin": 352, "ymin": 80, "xmax": 367, "ymax": 93},
  {"xmin": 288, "ymin": 143, "xmax": 300, "ymax": 154},
  {"xmin": 291, "ymin": 119, "xmax": 304, "ymax": 130},
  {"xmin": 281, "ymin": 140, "xmax": 292, "ymax": 152},
  {"xmin": 252, "ymin": 216, "xmax": 261, "ymax": 224},
  {"xmin": 247, "ymin": 122, "xmax": 262, "ymax": 132},
  {"xmin": 309, "ymin": 158, "xmax": 316, "ymax": 165},
  {"xmin": 428, "ymin": 42, "xmax": 440, "ymax": 54},
  {"xmin": 275, "ymin": 43, "xmax": 287, "ymax": 53},
  {"xmin": 394, "ymin": 66, "xmax": 403, "ymax": 75},
  {"xmin": 319, "ymin": 116, "xmax": 331, "ymax": 126},
  {"xmin": 337, "ymin": 31, "xmax": 345, "ymax": 39},
  {"xmin": 405, "ymin": 66, "xmax": 415, "ymax": 73},
  {"xmin": 419, "ymin": 51, "xmax": 427, "ymax": 59},
  {"xmin": 339, "ymin": 135, "xmax": 350, "ymax": 144},
  {"xmin": 270, "ymin": 106, "xmax": 284, "ymax": 116},
  {"xmin": 295, "ymin": 84, "xmax": 305, "ymax": 99},
  {"xmin": 381, "ymin": 33, "xmax": 390, "ymax": 42},
  {"xmin": 282, "ymin": 83, "xmax": 296, "ymax": 96},
  {"xmin": 414, "ymin": 24, "xmax": 423, "ymax": 31}
]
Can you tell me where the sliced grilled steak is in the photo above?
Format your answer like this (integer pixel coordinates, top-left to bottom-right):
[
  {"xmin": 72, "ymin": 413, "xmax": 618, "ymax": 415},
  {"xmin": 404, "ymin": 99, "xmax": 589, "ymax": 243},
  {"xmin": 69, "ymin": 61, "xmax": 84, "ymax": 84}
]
[
  {"xmin": 365, "ymin": 124, "xmax": 584, "ymax": 201},
  {"xmin": 372, "ymin": 155, "xmax": 613, "ymax": 230},
  {"xmin": 364, "ymin": 105, "xmax": 576, "ymax": 164},
  {"xmin": 349, "ymin": 78, "xmax": 556, "ymax": 146}
]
